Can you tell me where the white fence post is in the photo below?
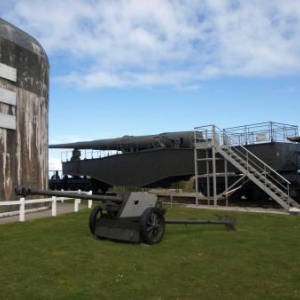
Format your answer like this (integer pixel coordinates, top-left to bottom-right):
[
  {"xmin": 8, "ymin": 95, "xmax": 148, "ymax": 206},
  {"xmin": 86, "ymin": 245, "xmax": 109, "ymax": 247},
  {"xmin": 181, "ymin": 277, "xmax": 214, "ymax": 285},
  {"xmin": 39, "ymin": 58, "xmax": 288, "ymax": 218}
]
[
  {"xmin": 61, "ymin": 189, "xmax": 64, "ymax": 202},
  {"xmin": 74, "ymin": 198, "xmax": 79, "ymax": 212},
  {"xmin": 78, "ymin": 190, "xmax": 81, "ymax": 204},
  {"xmin": 19, "ymin": 198, "xmax": 25, "ymax": 222},
  {"xmin": 88, "ymin": 190, "xmax": 92, "ymax": 208},
  {"xmin": 52, "ymin": 196, "xmax": 57, "ymax": 217}
]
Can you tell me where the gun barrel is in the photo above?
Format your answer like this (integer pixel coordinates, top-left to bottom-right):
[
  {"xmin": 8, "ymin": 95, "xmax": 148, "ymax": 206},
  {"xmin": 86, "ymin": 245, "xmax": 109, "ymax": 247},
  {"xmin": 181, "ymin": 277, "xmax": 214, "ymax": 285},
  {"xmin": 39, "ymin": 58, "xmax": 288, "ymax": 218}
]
[
  {"xmin": 15, "ymin": 186, "xmax": 123, "ymax": 203},
  {"xmin": 49, "ymin": 131, "xmax": 198, "ymax": 151}
]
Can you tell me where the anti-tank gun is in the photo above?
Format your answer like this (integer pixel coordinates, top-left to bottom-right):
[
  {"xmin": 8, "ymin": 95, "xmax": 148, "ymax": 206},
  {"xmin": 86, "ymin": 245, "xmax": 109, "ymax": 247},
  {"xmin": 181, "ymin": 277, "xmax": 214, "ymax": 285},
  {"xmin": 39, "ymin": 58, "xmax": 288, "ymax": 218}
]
[{"xmin": 15, "ymin": 186, "xmax": 236, "ymax": 245}]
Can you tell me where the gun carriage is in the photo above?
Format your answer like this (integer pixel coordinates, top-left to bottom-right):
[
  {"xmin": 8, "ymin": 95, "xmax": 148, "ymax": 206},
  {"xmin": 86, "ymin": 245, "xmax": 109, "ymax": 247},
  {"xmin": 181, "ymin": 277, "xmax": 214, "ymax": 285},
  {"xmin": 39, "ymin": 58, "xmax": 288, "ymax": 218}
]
[{"xmin": 15, "ymin": 186, "xmax": 236, "ymax": 245}]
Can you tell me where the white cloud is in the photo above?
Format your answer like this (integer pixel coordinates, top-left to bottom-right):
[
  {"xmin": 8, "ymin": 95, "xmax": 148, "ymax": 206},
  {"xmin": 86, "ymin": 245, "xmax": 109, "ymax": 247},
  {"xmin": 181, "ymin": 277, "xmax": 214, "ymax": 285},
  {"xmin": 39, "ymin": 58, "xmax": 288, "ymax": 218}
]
[{"xmin": 1, "ymin": 0, "xmax": 300, "ymax": 88}]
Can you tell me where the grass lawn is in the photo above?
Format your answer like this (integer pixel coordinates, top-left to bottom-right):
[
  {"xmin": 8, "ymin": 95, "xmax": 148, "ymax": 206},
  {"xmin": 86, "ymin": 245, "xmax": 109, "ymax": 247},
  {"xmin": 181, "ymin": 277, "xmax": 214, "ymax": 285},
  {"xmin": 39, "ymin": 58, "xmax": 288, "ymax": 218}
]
[{"xmin": 0, "ymin": 205, "xmax": 300, "ymax": 299}]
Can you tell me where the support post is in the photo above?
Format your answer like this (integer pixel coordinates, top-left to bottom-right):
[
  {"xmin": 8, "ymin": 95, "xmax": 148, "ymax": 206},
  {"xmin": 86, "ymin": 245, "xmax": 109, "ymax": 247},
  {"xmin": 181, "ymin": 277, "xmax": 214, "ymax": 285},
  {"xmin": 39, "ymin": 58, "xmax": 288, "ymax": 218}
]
[
  {"xmin": 212, "ymin": 125, "xmax": 218, "ymax": 206},
  {"xmin": 224, "ymin": 159, "xmax": 228, "ymax": 206},
  {"xmin": 19, "ymin": 197, "xmax": 25, "ymax": 222},
  {"xmin": 74, "ymin": 198, "xmax": 79, "ymax": 212},
  {"xmin": 194, "ymin": 137, "xmax": 199, "ymax": 206},
  {"xmin": 206, "ymin": 148, "xmax": 210, "ymax": 205},
  {"xmin": 61, "ymin": 189, "xmax": 64, "ymax": 203},
  {"xmin": 52, "ymin": 196, "xmax": 57, "ymax": 216},
  {"xmin": 88, "ymin": 190, "xmax": 92, "ymax": 208},
  {"xmin": 78, "ymin": 190, "xmax": 81, "ymax": 204}
]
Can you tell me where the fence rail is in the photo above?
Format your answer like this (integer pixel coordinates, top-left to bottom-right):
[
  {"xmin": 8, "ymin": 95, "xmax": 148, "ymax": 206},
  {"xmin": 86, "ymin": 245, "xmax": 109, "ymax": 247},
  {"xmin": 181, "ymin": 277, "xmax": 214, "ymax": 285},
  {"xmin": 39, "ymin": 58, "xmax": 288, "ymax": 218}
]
[{"xmin": 0, "ymin": 190, "xmax": 93, "ymax": 222}]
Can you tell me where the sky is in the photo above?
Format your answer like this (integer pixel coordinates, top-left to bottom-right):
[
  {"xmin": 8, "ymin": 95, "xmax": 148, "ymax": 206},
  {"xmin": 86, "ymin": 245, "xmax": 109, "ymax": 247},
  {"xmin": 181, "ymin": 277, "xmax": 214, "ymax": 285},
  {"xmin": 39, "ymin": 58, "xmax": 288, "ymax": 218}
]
[{"xmin": 1, "ymin": 0, "xmax": 300, "ymax": 171}]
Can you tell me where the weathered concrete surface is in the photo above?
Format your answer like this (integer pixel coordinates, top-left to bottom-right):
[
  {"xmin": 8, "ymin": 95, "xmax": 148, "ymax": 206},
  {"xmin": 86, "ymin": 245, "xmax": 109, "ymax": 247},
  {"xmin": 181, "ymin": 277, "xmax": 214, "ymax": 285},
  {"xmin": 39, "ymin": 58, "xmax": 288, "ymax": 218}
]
[{"xmin": 0, "ymin": 18, "xmax": 49, "ymax": 207}]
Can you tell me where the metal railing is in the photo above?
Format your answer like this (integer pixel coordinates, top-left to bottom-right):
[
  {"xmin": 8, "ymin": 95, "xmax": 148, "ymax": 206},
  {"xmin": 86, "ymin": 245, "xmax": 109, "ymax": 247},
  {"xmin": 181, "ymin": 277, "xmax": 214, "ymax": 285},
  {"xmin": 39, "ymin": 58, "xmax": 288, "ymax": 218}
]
[
  {"xmin": 194, "ymin": 125, "xmax": 291, "ymax": 206},
  {"xmin": 220, "ymin": 136, "xmax": 290, "ymax": 201},
  {"xmin": 223, "ymin": 121, "xmax": 298, "ymax": 145},
  {"xmin": 61, "ymin": 149, "xmax": 122, "ymax": 162}
]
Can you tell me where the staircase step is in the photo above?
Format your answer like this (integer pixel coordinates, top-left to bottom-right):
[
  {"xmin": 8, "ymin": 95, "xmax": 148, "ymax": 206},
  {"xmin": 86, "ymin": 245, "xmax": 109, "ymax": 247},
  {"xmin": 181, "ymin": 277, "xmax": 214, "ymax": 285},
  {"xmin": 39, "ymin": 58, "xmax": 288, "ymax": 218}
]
[{"xmin": 217, "ymin": 145, "xmax": 296, "ymax": 210}]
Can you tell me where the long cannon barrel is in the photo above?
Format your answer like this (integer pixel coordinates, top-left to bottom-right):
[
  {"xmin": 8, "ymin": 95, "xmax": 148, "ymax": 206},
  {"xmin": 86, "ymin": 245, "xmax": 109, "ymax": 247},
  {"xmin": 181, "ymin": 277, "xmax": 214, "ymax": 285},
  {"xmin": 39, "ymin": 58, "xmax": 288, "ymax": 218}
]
[
  {"xmin": 49, "ymin": 131, "xmax": 199, "ymax": 152},
  {"xmin": 288, "ymin": 136, "xmax": 300, "ymax": 143},
  {"xmin": 15, "ymin": 186, "xmax": 123, "ymax": 203}
]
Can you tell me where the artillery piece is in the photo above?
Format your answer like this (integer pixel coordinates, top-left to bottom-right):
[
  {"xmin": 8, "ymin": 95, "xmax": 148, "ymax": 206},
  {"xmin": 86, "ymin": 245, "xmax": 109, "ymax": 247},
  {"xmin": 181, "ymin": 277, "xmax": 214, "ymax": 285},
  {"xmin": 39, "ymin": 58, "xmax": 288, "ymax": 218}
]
[{"xmin": 15, "ymin": 186, "xmax": 236, "ymax": 245}]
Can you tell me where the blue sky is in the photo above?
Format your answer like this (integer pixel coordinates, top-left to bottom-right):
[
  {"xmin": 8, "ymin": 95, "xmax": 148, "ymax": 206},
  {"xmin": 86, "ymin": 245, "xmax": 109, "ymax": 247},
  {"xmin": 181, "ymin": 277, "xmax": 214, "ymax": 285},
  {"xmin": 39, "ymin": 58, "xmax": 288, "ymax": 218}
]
[{"xmin": 1, "ymin": 0, "xmax": 300, "ymax": 170}]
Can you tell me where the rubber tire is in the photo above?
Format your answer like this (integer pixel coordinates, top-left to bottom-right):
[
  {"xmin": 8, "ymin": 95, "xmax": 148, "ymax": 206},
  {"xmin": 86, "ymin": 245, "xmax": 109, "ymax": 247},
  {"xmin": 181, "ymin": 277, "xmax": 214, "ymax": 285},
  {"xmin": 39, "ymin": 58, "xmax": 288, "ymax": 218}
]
[
  {"xmin": 139, "ymin": 207, "xmax": 165, "ymax": 245},
  {"xmin": 88, "ymin": 205, "xmax": 103, "ymax": 235}
]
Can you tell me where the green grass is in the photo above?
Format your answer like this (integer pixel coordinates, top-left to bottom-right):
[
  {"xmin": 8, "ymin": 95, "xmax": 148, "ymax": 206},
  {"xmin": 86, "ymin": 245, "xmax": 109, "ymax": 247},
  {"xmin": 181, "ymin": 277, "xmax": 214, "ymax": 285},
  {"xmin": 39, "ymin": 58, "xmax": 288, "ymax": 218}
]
[{"xmin": 0, "ymin": 205, "xmax": 300, "ymax": 299}]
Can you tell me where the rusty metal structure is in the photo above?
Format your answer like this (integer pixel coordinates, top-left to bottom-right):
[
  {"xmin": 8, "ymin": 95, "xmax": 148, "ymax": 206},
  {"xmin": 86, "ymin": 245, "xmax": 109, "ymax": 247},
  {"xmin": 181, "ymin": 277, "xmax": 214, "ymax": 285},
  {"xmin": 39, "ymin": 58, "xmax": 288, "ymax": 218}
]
[{"xmin": 0, "ymin": 18, "xmax": 49, "ymax": 205}]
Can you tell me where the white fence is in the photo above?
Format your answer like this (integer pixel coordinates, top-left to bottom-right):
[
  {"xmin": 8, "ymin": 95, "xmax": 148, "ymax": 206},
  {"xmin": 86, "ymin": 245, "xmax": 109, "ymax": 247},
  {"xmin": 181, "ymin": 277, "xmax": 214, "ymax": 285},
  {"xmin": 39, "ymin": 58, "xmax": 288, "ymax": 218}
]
[{"xmin": 0, "ymin": 190, "xmax": 93, "ymax": 222}]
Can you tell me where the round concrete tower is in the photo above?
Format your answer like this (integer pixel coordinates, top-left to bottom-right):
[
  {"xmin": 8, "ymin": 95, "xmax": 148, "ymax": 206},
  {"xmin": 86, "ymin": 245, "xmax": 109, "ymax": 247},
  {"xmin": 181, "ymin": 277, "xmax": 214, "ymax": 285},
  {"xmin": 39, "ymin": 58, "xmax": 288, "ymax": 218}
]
[{"xmin": 0, "ymin": 18, "xmax": 49, "ymax": 205}]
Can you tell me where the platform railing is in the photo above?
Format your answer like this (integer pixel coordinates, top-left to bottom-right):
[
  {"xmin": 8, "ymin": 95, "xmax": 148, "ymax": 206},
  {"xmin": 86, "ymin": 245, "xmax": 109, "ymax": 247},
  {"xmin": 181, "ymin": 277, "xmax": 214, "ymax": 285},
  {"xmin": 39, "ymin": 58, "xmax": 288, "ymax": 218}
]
[
  {"xmin": 223, "ymin": 121, "xmax": 298, "ymax": 145},
  {"xmin": 194, "ymin": 125, "xmax": 292, "ymax": 207},
  {"xmin": 61, "ymin": 149, "xmax": 122, "ymax": 162}
]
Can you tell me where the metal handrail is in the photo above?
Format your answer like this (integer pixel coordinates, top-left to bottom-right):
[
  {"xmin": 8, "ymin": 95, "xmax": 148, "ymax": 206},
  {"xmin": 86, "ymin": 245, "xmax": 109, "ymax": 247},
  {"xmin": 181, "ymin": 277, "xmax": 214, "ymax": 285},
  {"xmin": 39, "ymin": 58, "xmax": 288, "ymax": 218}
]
[
  {"xmin": 223, "ymin": 121, "xmax": 298, "ymax": 144},
  {"xmin": 194, "ymin": 125, "xmax": 291, "ymax": 201},
  {"xmin": 214, "ymin": 128, "xmax": 291, "ymax": 199}
]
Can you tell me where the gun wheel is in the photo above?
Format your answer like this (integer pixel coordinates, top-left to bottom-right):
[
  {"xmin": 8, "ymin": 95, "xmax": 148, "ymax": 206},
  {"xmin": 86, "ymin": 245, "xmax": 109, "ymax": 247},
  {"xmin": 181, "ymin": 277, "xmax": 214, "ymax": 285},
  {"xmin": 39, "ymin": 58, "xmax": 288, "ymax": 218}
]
[
  {"xmin": 89, "ymin": 205, "xmax": 103, "ymax": 235},
  {"xmin": 140, "ymin": 207, "xmax": 165, "ymax": 245}
]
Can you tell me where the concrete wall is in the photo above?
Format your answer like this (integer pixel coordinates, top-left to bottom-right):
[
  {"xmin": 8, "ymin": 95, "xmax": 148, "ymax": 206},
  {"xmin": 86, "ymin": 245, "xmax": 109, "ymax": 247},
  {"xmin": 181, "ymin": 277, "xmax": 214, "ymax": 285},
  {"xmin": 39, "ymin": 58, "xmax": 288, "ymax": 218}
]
[{"xmin": 0, "ymin": 18, "xmax": 49, "ymax": 204}]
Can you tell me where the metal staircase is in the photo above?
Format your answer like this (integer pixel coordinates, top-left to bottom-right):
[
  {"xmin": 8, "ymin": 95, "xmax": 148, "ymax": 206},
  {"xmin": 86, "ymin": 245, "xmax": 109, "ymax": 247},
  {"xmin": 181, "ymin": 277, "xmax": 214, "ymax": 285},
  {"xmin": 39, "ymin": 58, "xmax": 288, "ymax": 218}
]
[
  {"xmin": 217, "ymin": 145, "xmax": 299, "ymax": 210},
  {"xmin": 194, "ymin": 124, "xmax": 300, "ymax": 211}
]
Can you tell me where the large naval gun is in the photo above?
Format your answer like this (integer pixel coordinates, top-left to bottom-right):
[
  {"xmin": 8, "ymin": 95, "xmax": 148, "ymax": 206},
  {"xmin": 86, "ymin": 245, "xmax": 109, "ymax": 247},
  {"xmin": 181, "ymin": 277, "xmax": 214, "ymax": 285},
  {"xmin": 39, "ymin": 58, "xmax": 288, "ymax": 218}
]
[
  {"xmin": 49, "ymin": 123, "xmax": 300, "ymax": 203},
  {"xmin": 49, "ymin": 131, "xmax": 197, "ymax": 192}
]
